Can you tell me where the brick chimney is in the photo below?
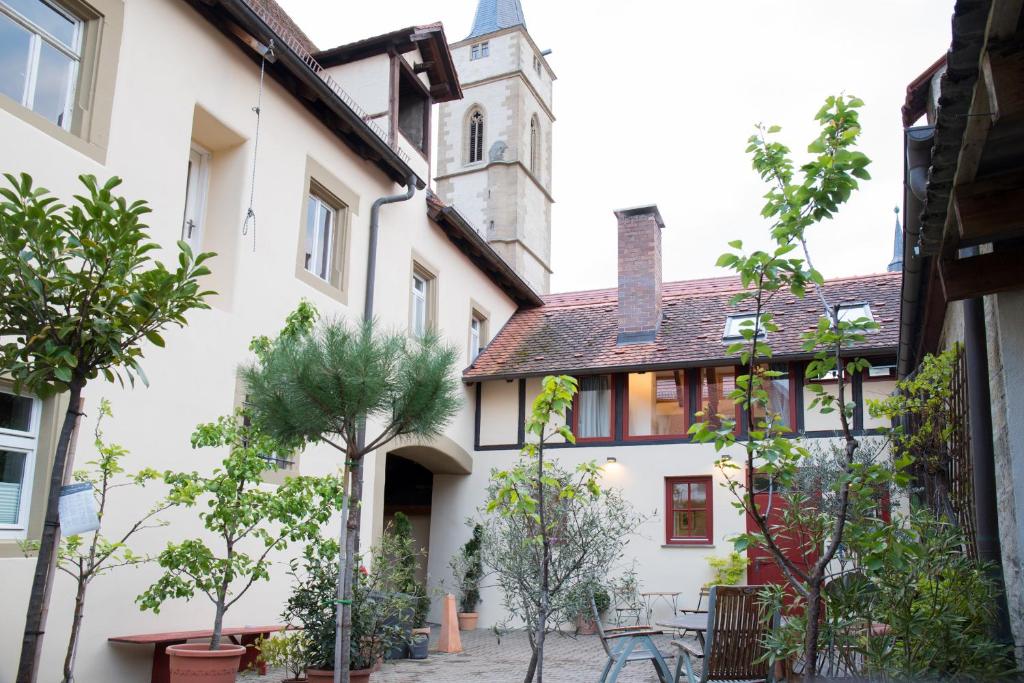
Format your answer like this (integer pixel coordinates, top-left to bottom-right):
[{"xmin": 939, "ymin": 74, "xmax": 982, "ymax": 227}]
[{"xmin": 615, "ymin": 205, "xmax": 664, "ymax": 344}]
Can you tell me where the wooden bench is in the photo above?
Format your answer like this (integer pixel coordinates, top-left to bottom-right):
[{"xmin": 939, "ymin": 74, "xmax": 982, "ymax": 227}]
[{"xmin": 108, "ymin": 625, "xmax": 285, "ymax": 683}]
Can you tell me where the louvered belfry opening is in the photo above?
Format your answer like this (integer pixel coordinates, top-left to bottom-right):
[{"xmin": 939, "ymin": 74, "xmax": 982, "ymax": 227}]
[{"xmin": 469, "ymin": 110, "xmax": 484, "ymax": 163}]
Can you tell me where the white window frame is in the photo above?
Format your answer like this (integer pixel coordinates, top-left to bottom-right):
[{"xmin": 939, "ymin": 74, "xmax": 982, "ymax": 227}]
[
  {"xmin": 470, "ymin": 41, "xmax": 489, "ymax": 60},
  {"xmin": 868, "ymin": 364, "xmax": 896, "ymax": 378},
  {"xmin": 181, "ymin": 144, "xmax": 209, "ymax": 251},
  {"xmin": 305, "ymin": 191, "xmax": 336, "ymax": 282},
  {"xmin": 411, "ymin": 272, "xmax": 429, "ymax": 337},
  {"xmin": 469, "ymin": 315, "xmax": 483, "ymax": 361},
  {"xmin": 723, "ymin": 313, "xmax": 765, "ymax": 341},
  {"xmin": 0, "ymin": 389, "xmax": 42, "ymax": 539},
  {"xmin": 837, "ymin": 303, "xmax": 874, "ymax": 324},
  {"xmin": 0, "ymin": 0, "xmax": 83, "ymax": 131}
]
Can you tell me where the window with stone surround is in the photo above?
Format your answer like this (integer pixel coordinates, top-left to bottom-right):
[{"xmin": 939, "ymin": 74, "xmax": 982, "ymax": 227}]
[{"xmin": 467, "ymin": 108, "xmax": 484, "ymax": 164}]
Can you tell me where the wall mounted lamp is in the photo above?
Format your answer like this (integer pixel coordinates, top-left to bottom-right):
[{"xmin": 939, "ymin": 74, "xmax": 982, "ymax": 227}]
[{"xmin": 606, "ymin": 456, "xmax": 617, "ymax": 464}]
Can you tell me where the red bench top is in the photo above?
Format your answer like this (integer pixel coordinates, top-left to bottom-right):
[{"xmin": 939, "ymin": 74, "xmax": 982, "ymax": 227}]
[{"xmin": 108, "ymin": 625, "xmax": 284, "ymax": 644}]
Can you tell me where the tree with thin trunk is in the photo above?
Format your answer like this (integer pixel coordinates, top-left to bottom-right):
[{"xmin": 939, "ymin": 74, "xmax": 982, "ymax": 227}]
[
  {"xmin": 241, "ymin": 317, "xmax": 461, "ymax": 683},
  {"xmin": 689, "ymin": 95, "xmax": 893, "ymax": 678},
  {"xmin": 487, "ymin": 375, "xmax": 621, "ymax": 683},
  {"xmin": 0, "ymin": 173, "xmax": 215, "ymax": 683},
  {"xmin": 136, "ymin": 413, "xmax": 345, "ymax": 649},
  {"xmin": 29, "ymin": 399, "xmax": 171, "ymax": 683}
]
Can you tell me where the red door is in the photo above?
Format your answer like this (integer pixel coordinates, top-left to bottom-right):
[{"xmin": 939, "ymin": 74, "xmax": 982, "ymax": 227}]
[{"xmin": 745, "ymin": 471, "xmax": 816, "ymax": 592}]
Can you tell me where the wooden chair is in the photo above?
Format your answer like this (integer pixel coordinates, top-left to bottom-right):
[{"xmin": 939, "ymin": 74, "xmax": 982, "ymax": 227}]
[
  {"xmin": 672, "ymin": 585, "xmax": 778, "ymax": 683},
  {"xmin": 590, "ymin": 590, "xmax": 675, "ymax": 683}
]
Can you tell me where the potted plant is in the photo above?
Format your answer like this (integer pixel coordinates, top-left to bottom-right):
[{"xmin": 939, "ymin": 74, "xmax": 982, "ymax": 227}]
[
  {"xmin": 256, "ymin": 631, "xmax": 310, "ymax": 682},
  {"xmin": 705, "ymin": 551, "xmax": 748, "ymax": 588},
  {"xmin": 571, "ymin": 581, "xmax": 611, "ymax": 635},
  {"xmin": 449, "ymin": 524, "xmax": 484, "ymax": 630},
  {"xmin": 287, "ymin": 537, "xmax": 414, "ymax": 682},
  {"xmin": 381, "ymin": 513, "xmax": 430, "ymax": 660},
  {"xmin": 136, "ymin": 415, "xmax": 343, "ymax": 683}
]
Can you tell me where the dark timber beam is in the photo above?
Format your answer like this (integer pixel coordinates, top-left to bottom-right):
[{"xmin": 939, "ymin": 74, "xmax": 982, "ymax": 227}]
[
  {"xmin": 939, "ymin": 244, "xmax": 1024, "ymax": 301},
  {"xmin": 982, "ymin": 43, "xmax": 1024, "ymax": 124},
  {"xmin": 954, "ymin": 169, "xmax": 1024, "ymax": 244}
]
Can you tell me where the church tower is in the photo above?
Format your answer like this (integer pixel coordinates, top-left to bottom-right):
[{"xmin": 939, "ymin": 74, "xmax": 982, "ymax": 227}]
[{"xmin": 435, "ymin": 0, "xmax": 555, "ymax": 293}]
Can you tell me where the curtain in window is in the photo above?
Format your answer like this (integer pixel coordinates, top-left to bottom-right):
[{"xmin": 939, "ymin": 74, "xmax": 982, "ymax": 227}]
[{"xmin": 578, "ymin": 375, "xmax": 610, "ymax": 438}]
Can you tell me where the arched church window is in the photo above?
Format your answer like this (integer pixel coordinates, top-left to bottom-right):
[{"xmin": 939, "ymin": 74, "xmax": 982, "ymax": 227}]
[
  {"xmin": 468, "ymin": 110, "xmax": 484, "ymax": 164},
  {"xmin": 530, "ymin": 116, "xmax": 540, "ymax": 174}
]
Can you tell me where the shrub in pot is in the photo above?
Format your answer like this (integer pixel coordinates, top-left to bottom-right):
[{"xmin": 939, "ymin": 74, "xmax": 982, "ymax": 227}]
[
  {"xmin": 570, "ymin": 581, "xmax": 610, "ymax": 635},
  {"xmin": 256, "ymin": 631, "xmax": 310, "ymax": 682},
  {"xmin": 450, "ymin": 524, "xmax": 483, "ymax": 630},
  {"xmin": 136, "ymin": 415, "xmax": 343, "ymax": 683},
  {"xmin": 379, "ymin": 513, "xmax": 429, "ymax": 659},
  {"xmin": 286, "ymin": 537, "xmax": 414, "ymax": 681}
]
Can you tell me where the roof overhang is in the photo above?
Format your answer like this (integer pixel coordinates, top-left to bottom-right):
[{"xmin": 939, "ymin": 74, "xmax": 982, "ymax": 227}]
[
  {"xmin": 182, "ymin": 0, "xmax": 426, "ymax": 189},
  {"xmin": 426, "ymin": 195, "xmax": 543, "ymax": 309},
  {"xmin": 314, "ymin": 25, "xmax": 463, "ymax": 103}
]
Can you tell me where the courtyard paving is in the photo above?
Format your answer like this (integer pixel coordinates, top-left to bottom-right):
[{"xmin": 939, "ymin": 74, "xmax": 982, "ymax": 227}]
[{"xmin": 245, "ymin": 628, "xmax": 686, "ymax": 683}]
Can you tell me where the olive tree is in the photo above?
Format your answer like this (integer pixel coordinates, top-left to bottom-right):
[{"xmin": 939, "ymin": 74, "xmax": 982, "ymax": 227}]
[
  {"xmin": 0, "ymin": 173, "xmax": 214, "ymax": 683},
  {"xmin": 241, "ymin": 317, "xmax": 461, "ymax": 683}
]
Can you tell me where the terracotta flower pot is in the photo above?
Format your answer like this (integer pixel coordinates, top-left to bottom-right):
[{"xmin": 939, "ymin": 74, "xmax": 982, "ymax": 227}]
[
  {"xmin": 166, "ymin": 643, "xmax": 246, "ymax": 683},
  {"xmin": 457, "ymin": 612, "xmax": 479, "ymax": 631},
  {"xmin": 576, "ymin": 614, "xmax": 598, "ymax": 635},
  {"xmin": 306, "ymin": 667, "xmax": 372, "ymax": 682}
]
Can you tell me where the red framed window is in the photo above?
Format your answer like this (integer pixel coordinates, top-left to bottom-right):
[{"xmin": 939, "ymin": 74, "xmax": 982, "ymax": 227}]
[
  {"xmin": 624, "ymin": 369, "xmax": 688, "ymax": 440},
  {"xmin": 665, "ymin": 476, "xmax": 713, "ymax": 544},
  {"xmin": 572, "ymin": 374, "xmax": 614, "ymax": 442}
]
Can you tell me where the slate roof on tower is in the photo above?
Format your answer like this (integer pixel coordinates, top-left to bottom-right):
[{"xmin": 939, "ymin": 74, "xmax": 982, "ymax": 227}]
[
  {"xmin": 463, "ymin": 272, "xmax": 901, "ymax": 380},
  {"xmin": 466, "ymin": 0, "xmax": 527, "ymax": 39}
]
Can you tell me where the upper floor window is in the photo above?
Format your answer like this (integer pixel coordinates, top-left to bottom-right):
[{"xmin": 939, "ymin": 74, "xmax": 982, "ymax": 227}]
[
  {"xmin": 0, "ymin": 389, "xmax": 41, "ymax": 539},
  {"xmin": 529, "ymin": 116, "xmax": 539, "ymax": 174},
  {"xmin": 749, "ymin": 363, "xmax": 793, "ymax": 431},
  {"xmin": 723, "ymin": 313, "xmax": 765, "ymax": 341},
  {"xmin": 469, "ymin": 312, "xmax": 487, "ymax": 362},
  {"xmin": 532, "ymin": 54, "xmax": 542, "ymax": 75},
  {"xmin": 468, "ymin": 109, "xmax": 484, "ymax": 164},
  {"xmin": 626, "ymin": 370, "xmax": 687, "ymax": 438},
  {"xmin": 410, "ymin": 265, "xmax": 435, "ymax": 338},
  {"xmin": 470, "ymin": 41, "xmax": 489, "ymax": 60},
  {"xmin": 181, "ymin": 144, "xmax": 209, "ymax": 251},
  {"xmin": 698, "ymin": 366, "xmax": 737, "ymax": 430},
  {"xmin": 0, "ymin": 0, "xmax": 82, "ymax": 130},
  {"xmin": 574, "ymin": 375, "xmax": 612, "ymax": 440},
  {"xmin": 304, "ymin": 191, "xmax": 337, "ymax": 282}
]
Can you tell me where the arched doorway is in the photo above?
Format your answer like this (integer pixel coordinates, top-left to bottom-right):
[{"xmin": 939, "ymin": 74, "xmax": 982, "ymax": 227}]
[{"xmin": 382, "ymin": 455, "xmax": 433, "ymax": 584}]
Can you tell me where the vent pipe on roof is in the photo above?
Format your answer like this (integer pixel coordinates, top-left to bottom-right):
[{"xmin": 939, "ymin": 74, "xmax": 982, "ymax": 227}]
[{"xmin": 614, "ymin": 205, "xmax": 664, "ymax": 345}]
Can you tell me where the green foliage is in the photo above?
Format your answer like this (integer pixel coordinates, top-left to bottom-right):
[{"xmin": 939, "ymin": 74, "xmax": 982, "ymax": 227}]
[
  {"xmin": 242, "ymin": 318, "xmax": 461, "ymax": 453},
  {"xmin": 567, "ymin": 578, "xmax": 610, "ymax": 619},
  {"xmin": 0, "ymin": 173, "xmax": 215, "ymax": 395},
  {"xmin": 284, "ymin": 536, "xmax": 414, "ymax": 671},
  {"xmin": 450, "ymin": 524, "xmax": 484, "ymax": 614},
  {"xmin": 256, "ymin": 631, "xmax": 310, "ymax": 680},
  {"xmin": 385, "ymin": 512, "xmax": 429, "ymax": 627},
  {"xmin": 706, "ymin": 552, "xmax": 748, "ymax": 588},
  {"xmin": 136, "ymin": 415, "xmax": 344, "ymax": 647}
]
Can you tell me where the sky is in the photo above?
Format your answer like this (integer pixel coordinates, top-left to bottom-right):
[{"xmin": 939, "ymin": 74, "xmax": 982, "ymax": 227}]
[{"xmin": 277, "ymin": 0, "xmax": 955, "ymax": 294}]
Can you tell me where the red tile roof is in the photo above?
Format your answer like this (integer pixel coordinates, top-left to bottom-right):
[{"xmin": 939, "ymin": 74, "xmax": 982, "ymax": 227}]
[{"xmin": 463, "ymin": 272, "xmax": 901, "ymax": 381}]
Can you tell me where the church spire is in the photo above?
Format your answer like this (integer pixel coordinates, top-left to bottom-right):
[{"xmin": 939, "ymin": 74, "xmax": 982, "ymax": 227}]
[
  {"xmin": 466, "ymin": 0, "xmax": 526, "ymax": 39},
  {"xmin": 888, "ymin": 206, "xmax": 904, "ymax": 272}
]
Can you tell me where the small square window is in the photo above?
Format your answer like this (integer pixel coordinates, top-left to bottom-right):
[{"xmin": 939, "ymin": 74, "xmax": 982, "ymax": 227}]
[
  {"xmin": 665, "ymin": 476, "xmax": 713, "ymax": 544},
  {"xmin": 837, "ymin": 303, "xmax": 874, "ymax": 324},
  {"xmin": 470, "ymin": 41, "xmax": 489, "ymax": 60},
  {"xmin": 723, "ymin": 314, "xmax": 765, "ymax": 340}
]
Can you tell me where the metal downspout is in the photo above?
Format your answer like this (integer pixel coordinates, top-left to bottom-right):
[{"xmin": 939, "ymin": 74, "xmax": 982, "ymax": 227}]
[
  {"xmin": 963, "ymin": 250, "xmax": 1013, "ymax": 645},
  {"xmin": 364, "ymin": 175, "xmax": 418, "ymax": 320}
]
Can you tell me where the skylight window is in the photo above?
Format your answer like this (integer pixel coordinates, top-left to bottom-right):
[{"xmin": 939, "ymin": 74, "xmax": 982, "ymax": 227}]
[
  {"xmin": 837, "ymin": 303, "xmax": 874, "ymax": 323},
  {"xmin": 723, "ymin": 314, "xmax": 765, "ymax": 341}
]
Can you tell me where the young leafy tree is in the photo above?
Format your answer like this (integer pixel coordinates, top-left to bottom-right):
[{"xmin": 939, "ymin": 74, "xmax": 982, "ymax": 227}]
[
  {"xmin": 136, "ymin": 414, "xmax": 345, "ymax": 649},
  {"xmin": 487, "ymin": 375, "xmax": 626, "ymax": 683},
  {"xmin": 0, "ymin": 173, "xmax": 214, "ymax": 683},
  {"xmin": 689, "ymin": 96, "xmax": 897, "ymax": 677},
  {"xmin": 241, "ymin": 318, "xmax": 461, "ymax": 683},
  {"xmin": 55, "ymin": 399, "xmax": 169, "ymax": 683}
]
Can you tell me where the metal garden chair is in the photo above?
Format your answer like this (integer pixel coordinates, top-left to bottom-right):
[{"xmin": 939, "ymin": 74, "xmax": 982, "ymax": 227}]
[
  {"xmin": 590, "ymin": 590, "xmax": 675, "ymax": 683},
  {"xmin": 671, "ymin": 585, "xmax": 779, "ymax": 683}
]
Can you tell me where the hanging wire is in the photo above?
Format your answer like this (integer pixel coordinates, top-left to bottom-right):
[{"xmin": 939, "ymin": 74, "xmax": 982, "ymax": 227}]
[{"xmin": 242, "ymin": 39, "xmax": 274, "ymax": 251}]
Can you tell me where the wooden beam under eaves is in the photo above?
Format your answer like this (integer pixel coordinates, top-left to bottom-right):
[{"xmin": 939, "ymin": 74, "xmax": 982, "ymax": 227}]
[
  {"xmin": 954, "ymin": 169, "xmax": 1024, "ymax": 243},
  {"xmin": 982, "ymin": 44, "xmax": 1024, "ymax": 124},
  {"xmin": 939, "ymin": 244, "xmax": 1024, "ymax": 301}
]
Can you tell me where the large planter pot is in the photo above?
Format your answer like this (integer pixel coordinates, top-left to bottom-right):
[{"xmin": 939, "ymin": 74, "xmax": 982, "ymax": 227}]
[
  {"xmin": 457, "ymin": 612, "xmax": 478, "ymax": 631},
  {"xmin": 167, "ymin": 643, "xmax": 246, "ymax": 683},
  {"xmin": 409, "ymin": 630, "xmax": 429, "ymax": 660},
  {"xmin": 576, "ymin": 614, "xmax": 598, "ymax": 636},
  {"xmin": 307, "ymin": 668, "xmax": 372, "ymax": 682}
]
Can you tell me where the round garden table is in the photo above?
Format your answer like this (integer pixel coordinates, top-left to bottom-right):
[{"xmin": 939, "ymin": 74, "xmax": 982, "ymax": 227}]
[{"xmin": 655, "ymin": 613, "xmax": 708, "ymax": 648}]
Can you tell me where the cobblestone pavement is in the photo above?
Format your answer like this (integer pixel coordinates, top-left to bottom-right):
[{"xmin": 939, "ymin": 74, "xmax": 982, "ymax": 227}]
[{"xmin": 244, "ymin": 628, "xmax": 687, "ymax": 683}]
